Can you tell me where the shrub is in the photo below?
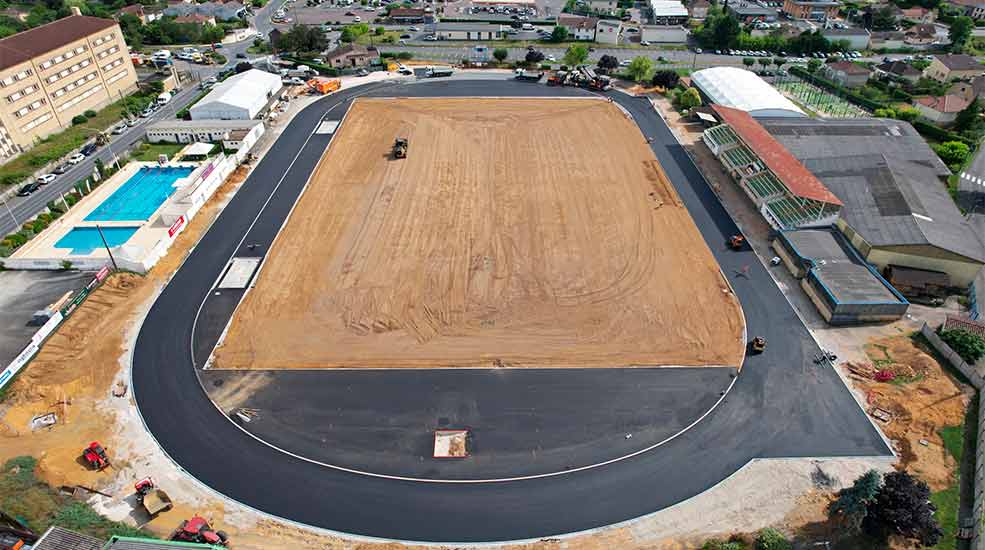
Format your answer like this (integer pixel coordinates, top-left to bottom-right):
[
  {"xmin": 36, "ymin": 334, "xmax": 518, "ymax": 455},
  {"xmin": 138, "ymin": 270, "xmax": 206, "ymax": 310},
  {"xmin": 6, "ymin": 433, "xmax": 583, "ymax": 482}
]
[
  {"xmin": 71, "ymin": 114, "xmax": 87, "ymax": 125},
  {"xmin": 65, "ymin": 195, "xmax": 78, "ymax": 207},
  {"xmin": 754, "ymin": 528, "xmax": 791, "ymax": 550},
  {"xmin": 0, "ymin": 246, "xmax": 10, "ymax": 258},
  {"xmin": 83, "ymin": 109, "xmax": 96, "ymax": 118},
  {"xmin": 701, "ymin": 540, "xmax": 746, "ymax": 550},
  {"xmin": 395, "ymin": 51, "xmax": 413, "ymax": 60},
  {"xmin": 59, "ymin": 260, "xmax": 73, "ymax": 271},
  {"xmin": 939, "ymin": 327, "xmax": 985, "ymax": 363},
  {"xmin": 31, "ymin": 219, "xmax": 46, "ymax": 233}
]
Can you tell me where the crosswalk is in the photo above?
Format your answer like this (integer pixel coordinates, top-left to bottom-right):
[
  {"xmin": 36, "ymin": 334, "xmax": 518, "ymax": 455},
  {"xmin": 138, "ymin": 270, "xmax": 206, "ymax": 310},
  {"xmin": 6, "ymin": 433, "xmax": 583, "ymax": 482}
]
[{"xmin": 960, "ymin": 171, "xmax": 985, "ymax": 187}]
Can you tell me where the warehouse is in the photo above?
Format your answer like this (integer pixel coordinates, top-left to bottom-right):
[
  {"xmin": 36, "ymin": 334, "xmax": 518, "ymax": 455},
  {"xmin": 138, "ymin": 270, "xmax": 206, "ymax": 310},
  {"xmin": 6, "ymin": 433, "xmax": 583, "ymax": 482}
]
[
  {"xmin": 759, "ymin": 116, "xmax": 985, "ymax": 288},
  {"xmin": 190, "ymin": 69, "xmax": 281, "ymax": 121},
  {"xmin": 703, "ymin": 104, "xmax": 842, "ymax": 229},
  {"xmin": 691, "ymin": 67, "xmax": 805, "ymax": 118},
  {"xmin": 773, "ymin": 228, "xmax": 909, "ymax": 324}
]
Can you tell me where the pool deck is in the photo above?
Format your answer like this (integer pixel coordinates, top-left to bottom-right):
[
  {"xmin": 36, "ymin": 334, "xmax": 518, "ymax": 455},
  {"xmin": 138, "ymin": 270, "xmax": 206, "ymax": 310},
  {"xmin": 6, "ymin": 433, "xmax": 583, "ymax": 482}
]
[{"xmin": 10, "ymin": 153, "xmax": 202, "ymax": 268}]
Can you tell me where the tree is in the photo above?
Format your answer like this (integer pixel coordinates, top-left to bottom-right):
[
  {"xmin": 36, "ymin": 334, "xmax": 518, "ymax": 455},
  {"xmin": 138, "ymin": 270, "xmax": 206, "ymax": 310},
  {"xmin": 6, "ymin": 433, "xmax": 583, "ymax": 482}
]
[
  {"xmin": 742, "ymin": 57, "xmax": 755, "ymax": 68},
  {"xmin": 933, "ymin": 140, "xmax": 971, "ymax": 171},
  {"xmin": 493, "ymin": 48, "xmax": 508, "ymax": 62},
  {"xmin": 525, "ymin": 49, "xmax": 545, "ymax": 64},
  {"xmin": 757, "ymin": 57, "xmax": 772, "ymax": 71},
  {"xmin": 597, "ymin": 54, "xmax": 619, "ymax": 73},
  {"xmin": 754, "ymin": 528, "xmax": 791, "ymax": 550},
  {"xmin": 895, "ymin": 106, "xmax": 919, "ymax": 122},
  {"xmin": 873, "ymin": 107, "xmax": 897, "ymax": 118},
  {"xmin": 773, "ymin": 57, "xmax": 786, "ymax": 69},
  {"xmin": 550, "ymin": 25, "xmax": 569, "ymax": 42},
  {"xmin": 950, "ymin": 15, "xmax": 974, "ymax": 51},
  {"xmin": 807, "ymin": 58, "xmax": 822, "ymax": 73},
  {"xmin": 871, "ymin": 6, "xmax": 897, "ymax": 31},
  {"xmin": 697, "ymin": 11, "xmax": 740, "ymax": 50},
  {"xmin": 679, "ymin": 87, "xmax": 701, "ymax": 109},
  {"xmin": 277, "ymin": 24, "xmax": 328, "ymax": 52},
  {"xmin": 626, "ymin": 56, "xmax": 654, "ymax": 82},
  {"xmin": 863, "ymin": 471, "xmax": 942, "ymax": 546},
  {"xmin": 375, "ymin": 26, "xmax": 385, "ymax": 35},
  {"xmin": 563, "ymin": 44, "xmax": 588, "ymax": 66},
  {"xmin": 940, "ymin": 327, "xmax": 985, "ymax": 363},
  {"xmin": 830, "ymin": 470, "xmax": 881, "ymax": 532},
  {"xmin": 955, "ymin": 96, "xmax": 982, "ymax": 133},
  {"xmin": 651, "ymin": 69, "xmax": 680, "ymax": 88}
]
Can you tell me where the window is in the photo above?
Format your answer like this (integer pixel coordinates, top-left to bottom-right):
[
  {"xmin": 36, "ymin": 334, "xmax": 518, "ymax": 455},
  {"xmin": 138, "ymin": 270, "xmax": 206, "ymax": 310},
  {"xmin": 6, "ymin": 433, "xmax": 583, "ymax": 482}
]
[
  {"xmin": 106, "ymin": 68, "xmax": 128, "ymax": 84},
  {"xmin": 20, "ymin": 112, "xmax": 52, "ymax": 132},
  {"xmin": 55, "ymin": 82, "xmax": 103, "ymax": 112}
]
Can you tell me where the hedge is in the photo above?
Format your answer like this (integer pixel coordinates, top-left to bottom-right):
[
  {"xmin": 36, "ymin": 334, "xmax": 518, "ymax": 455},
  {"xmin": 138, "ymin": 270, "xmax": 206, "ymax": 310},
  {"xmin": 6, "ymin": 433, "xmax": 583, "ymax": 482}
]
[{"xmin": 913, "ymin": 119, "xmax": 976, "ymax": 147}]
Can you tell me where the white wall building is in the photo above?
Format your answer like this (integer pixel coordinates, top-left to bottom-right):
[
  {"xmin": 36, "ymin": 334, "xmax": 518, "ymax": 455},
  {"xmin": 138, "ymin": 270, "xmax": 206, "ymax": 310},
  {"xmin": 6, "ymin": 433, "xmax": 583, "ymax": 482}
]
[
  {"xmin": 146, "ymin": 119, "xmax": 265, "ymax": 151},
  {"xmin": 691, "ymin": 66, "xmax": 806, "ymax": 118},
  {"xmin": 189, "ymin": 69, "xmax": 281, "ymax": 121},
  {"xmin": 595, "ymin": 19, "xmax": 622, "ymax": 44}
]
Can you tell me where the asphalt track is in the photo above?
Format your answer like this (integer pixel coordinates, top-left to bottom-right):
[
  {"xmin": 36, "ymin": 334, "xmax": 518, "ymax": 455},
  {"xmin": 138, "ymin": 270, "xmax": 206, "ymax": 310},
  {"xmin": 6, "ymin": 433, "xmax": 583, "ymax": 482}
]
[{"xmin": 132, "ymin": 77, "xmax": 892, "ymax": 543}]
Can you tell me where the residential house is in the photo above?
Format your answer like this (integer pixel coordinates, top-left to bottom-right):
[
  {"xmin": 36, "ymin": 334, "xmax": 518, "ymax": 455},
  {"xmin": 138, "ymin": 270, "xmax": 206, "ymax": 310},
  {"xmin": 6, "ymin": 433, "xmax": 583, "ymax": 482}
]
[
  {"xmin": 820, "ymin": 27, "xmax": 871, "ymax": 50},
  {"xmin": 904, "ymin": 23, "xmax": 937, "ymax": 45},
  {"xmin": 557, "ymin": 14, "xmax": 599, "ymax": 40},
  {"xmin": 641, "ymin": 24, "xmax": 688, "ymax": 42},
  {"xmin": 901, "ymin": 6, "xmax": 933, "ymax": 22},
  {"xmin": 117, "ymin": 4, "xmax": 148, "ymax": 23},
  {"xmin": 875, "ymin": 60, "xmax": 922, "ymax": 83},
  {"xmin": 174, "ymin": 13, "xmax": 217, "ymax": 25},
  {"xmin": 433, "ymin": 22, "xmax": 505, "ymax": 40},
  {"xmin": 924, "ymin": 53, "xmax": 984, "ymax": 82},
  {"xmin": 595, "ymin": 19, "xmax": 622, "ymax": 43},
  {"xmin": 324, "ymin": 43, "xmax": 377, "ymax": 68},
  {"xmin": 949, "ymin": 75, "xmax": 985, "ymax": 101},
  {"xmin": 870, "ymin": 30, "xmax": 905, "ymax": 49},
  {"xmin": 782, "ymin": 0, "xmax": 840, "ymax": 21},
  {"xmin": 689, "ymin": 0, "xmax": 711, "ymax": 19},
  {"xmin": 945, "ymin": 0, "xmax": 985, "ymax": 20},
  {"xmin": 588, "ymin": 0, "xmax": 618, "ymax": 14},
  {"xmin": 912, "ymin": 94, "xmax": 970, "ymax": 124},
  {"xmin": 822, "ymin": 60, "xmax": 872, "ymax": 87},
  {"xmin": 726, "ymin": 1, "xmax": 777, "ymax": 22}
]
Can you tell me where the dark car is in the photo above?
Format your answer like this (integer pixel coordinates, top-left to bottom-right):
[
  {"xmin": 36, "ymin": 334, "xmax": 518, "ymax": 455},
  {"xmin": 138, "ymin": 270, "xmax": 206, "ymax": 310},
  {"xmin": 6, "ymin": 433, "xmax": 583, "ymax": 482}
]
[
  {"xmin": 400, "ymin": 33, "xmax": 411, "ymax": 39},
  {"xmin": 236, "ymin": 52, "xmax": 247, "ymax": 58},
  {"xmin": 80, "ymin": 142, "xmax": 99, "ymax": 156},
  {"xmin": 345, "ymin": 10, "xmax": 355, "ymax": 15},
  {"xmin": 17, "ymin": 181, "xmax": 41, "ymax": 196}
]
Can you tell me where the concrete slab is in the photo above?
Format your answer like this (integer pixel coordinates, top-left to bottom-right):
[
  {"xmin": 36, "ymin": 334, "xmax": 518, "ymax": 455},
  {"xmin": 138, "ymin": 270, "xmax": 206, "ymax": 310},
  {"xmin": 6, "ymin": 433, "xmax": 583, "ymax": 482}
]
[
  {"xmin": 218, "ymin": 258, "xmax": 261, "ymax": 289},
  {"xmin": 315, "ymin": 120, "xmax": 339, "ymax": 134},
  {"xmin": 0, "ymin": 270, "xmax": 92, "ymax": 366}
]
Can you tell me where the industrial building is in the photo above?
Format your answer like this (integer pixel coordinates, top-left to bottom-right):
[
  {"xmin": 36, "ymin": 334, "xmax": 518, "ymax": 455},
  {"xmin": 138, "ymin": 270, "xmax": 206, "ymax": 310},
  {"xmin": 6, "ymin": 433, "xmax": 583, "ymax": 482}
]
[
  {"xmin": 759, "ymin": 116, "xmax": 985, "ymax": 288},
  {"xmin": 703, "ymin": 105, "xmax": 843, "ymax": 229},
  {"xmin": 648, "ymin": 0, "xmax": 689, "ymax": 24},
  {"xmin": 691, "ymin": 67, "xmax": 805, "ymax": 118},
  {"xmin": 773, "ymin": 228, "xmax": 909, "ymax": 324},
  {"xmin": 190, "ymin": 69, "xmax": 281, "ymax": 121},
  {"xmin": 433, "ymin": 22, "xmax": 506, "ymax": 40},
  {"xmin": 0, "ymin": 13, "xmax": 137, "ymax": 163}
]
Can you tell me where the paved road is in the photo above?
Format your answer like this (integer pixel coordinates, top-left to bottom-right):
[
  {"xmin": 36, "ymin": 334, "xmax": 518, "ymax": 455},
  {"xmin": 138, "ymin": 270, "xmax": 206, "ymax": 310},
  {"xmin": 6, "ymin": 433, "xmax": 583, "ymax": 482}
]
[{"xmin": 133, "ymin": 77, "xmax": 890, "ymax": 543}]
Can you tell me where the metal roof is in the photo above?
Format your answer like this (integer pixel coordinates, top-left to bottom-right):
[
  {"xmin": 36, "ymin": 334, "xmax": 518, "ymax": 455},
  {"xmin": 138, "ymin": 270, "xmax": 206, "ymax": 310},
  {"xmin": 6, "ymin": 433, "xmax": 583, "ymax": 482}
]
[
  {"xmin": 649, "ymin": 0, "xmax": 689, "ymax": 16},
  {"xmin": 760, "ymin": 116, "xmax": 985, "ymax": 263},
  {"xmin": 104, "ymin": 536, "xmax": 225, "ymax": 550},
  {"xmin": 692, "ymin": 67, "xmax": 805, "ymax": 118},
  {"xmin": 33, "ymin": 526, "xmax": 103, "ymax": 550},
  {"xmin": 191, "ymin": 69, "xmax": 281, "ymax": 114}
]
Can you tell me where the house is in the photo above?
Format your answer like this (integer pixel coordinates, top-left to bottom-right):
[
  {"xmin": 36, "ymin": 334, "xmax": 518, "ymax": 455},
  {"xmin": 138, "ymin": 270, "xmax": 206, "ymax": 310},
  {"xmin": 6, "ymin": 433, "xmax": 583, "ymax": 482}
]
[
  {"xmin": 595, "ymin": 19, "xmax": 622, "ymax": 43},
  {"xmin": 901, "ymin": 6, "xmax": 933, "ymax": 22},
  {"xmin": 324, "ymin": 43, "xmax": 377, "ymax": 67},
  {"xmin": 875, "ymin": 60, "xmax": 922, "ymax": 83},
  {"xmin": 949, "ymin": 75, "xmax": 985, "ymax": 101},
  {"xmin": 117, "ymin": 4, "xmax": 147, "ymax": 22},
  {"xmin": 650, "ymin": 0, "xmax": 689, "ymax": 24},
  {"xmin": 903, "ymin": 23, "xmax": 937, "ymax": 45},
  {"xmin": 388, "ymin": 7, "xmax": 428, "ymax": 23},
  {"xmin": 782, "ymin": 0, "xmax": 840, "ymax": 21},
  {"xmin": 557, "ymin": 14, "xmax": 599, "ymax": 40},
  {"xmin": 822, "ymin": 60, "xmax": 872, "ymax": 87},
  {"xmin": 912, "ymin": 94, "xmax": 971, "ymax": 124},
  {"xmin": 924, "ymin": 54, "xmax": 984, "ymax": 82},
  {"xmin": 175, "ymin": 13, "xmax": 217, "ymax": 25},
  {"xmin": 870, "ymin": 30, "xmax": 905, "ymax": 49},
  {"xmin": 865, "ymin": 3, "xmax": 903, "ymax": 22},
  {"xmin": 689, "ymin": 0, "xmax": 711, "ymax": 19},
  {"xmin": 588, "ymin": 0, "xmax": 618, "ymax": 14},
  {"xmin": 433, "ymin": 22, "xmax": 505, "ymax": 40},
  {"xmin": 820, "ymin": 27, "xmax": 871, "ymax": 50},
  {"xmin": 945, "ymin": 0, "xmax": 985, "ymax": 20},
  {"xmin": 641, "ymin": 24, "xmax": 688, "ymax": 42},
  {"xmin": 726, "ymin": 1, "xmax": 777, "ymax": 22}
]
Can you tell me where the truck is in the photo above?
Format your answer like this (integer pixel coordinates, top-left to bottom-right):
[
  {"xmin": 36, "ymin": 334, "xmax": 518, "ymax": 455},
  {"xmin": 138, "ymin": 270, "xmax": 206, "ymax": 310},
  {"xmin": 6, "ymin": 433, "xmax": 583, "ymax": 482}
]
[
  {"xmin": 546, "ymin": 70, "xmax": 568, "ymax": 86},
  {"xmin": 425, "ymin": 65, "xmax": 454, "ymax": 78},
  {"xmin": 514, "ymin": 69, "xmax": 543, "ymax": 82}
]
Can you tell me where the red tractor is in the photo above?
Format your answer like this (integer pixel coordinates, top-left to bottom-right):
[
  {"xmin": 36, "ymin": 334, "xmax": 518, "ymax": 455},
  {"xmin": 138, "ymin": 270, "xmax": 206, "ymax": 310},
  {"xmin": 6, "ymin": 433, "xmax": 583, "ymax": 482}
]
[
  {"xmin": 82, "ymin": 442, "xmax": 110, "ymax": 470},
  {"xmin": 728, "ymin": 234, "xmax": 746, "ymax": 250},
  {"xmin": 170, "ymin": 516, "xmax": 229, "ymax": 546}
]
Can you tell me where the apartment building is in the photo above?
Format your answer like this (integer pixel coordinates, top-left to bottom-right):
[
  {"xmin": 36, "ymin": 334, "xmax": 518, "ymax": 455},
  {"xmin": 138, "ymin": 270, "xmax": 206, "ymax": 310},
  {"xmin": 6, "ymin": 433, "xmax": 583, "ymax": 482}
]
[{"xmin": 0, "ymin": 12, "xmax": 137, "ymax": 163}]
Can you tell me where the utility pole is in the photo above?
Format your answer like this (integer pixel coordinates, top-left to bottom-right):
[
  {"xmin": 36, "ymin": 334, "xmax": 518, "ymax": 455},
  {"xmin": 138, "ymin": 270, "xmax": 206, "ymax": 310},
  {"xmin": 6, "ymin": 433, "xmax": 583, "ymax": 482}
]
[
  {"xmin": 95, "ymin": 225, "xmax": 119, "ymax": 271},
  {"xmin": 2, "ymin": 197, "xmax": 18, "ymax": 229}
]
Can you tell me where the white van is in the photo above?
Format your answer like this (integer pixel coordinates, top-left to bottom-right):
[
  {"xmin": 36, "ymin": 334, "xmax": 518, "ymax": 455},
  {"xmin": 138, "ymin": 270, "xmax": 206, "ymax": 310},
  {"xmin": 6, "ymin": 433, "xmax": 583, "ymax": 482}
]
[
  {"xmin": 521, "ymin": 23, "xmax": 533, "ymax": 30},
  {"xmin": 152, "ymin": 49, "xmax": 172, "ymax": 59},
  {"xmin": 156, "ymin": 92, "xmax": 172, "ymax": 106}
]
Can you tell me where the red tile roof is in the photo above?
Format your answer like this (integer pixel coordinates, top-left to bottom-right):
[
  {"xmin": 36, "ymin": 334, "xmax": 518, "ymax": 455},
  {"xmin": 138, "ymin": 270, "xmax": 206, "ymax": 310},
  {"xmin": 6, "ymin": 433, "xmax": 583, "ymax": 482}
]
[
  {"xmin": 826, "ymin": 60, "xmax": 872, "ymax": 75},
  {"xmin": 0, "ymin": 15, "xmax": 116, "ymax": 72},
  {"xmin": 914, "ymin": 94, "xmax": 970, "ymax": 113},
  {"xmin": 711, "ymin": 104, "xmax": 843, "ymax": 206}
]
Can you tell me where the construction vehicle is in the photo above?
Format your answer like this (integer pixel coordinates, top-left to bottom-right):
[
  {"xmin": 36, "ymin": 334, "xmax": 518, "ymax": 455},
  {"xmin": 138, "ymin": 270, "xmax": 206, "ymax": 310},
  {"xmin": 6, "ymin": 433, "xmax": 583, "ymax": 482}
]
[
  {"xmin": 424, "ymin": 65, "xmax": 454, "ymax": 78},
  {"xmin": 135, "ymin": 478, "xmax": 173, "ymax": 517},
  {"xmin": 393, "ymin": 138, "xmax": 408, "ymax": 159},
  {"xmin": 749, "ymin": 336, "xmax": 767, "ymax": 354},
  {"xmin": 546, "ymin": 70, "xmax": 568, "ymax": 86},
  {"xmin": 514, "ymin": 69, "xmax": 543, "ymax": 82},
  {"xmin": 307, "ymin": 77, "xmax": 341, "ymax": 94},
  {"xmin": 728, "ymin": 234, "xmax": 745, "ymax": 250},
  {"xmin": 0, "ymin": 510, "xmax": 37, "ymax": 550},
  {"xmin": 82, "ymin": 441, "xmax": 109, "ymax": 470},
  {"xmin": 170, "ymin": 516, "xmax": 229, "ymax": 546}
]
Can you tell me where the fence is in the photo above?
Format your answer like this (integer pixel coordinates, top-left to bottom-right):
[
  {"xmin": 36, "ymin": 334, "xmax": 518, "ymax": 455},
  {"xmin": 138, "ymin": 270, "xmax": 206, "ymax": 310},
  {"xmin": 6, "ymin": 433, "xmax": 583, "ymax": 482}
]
[
  {"xmin": 920, "ymin": 322, "xmax": 985, "ymax": 548},
  {"xmin": 0, "ymin": 266, "xmax": 111, "ymax": 392}
]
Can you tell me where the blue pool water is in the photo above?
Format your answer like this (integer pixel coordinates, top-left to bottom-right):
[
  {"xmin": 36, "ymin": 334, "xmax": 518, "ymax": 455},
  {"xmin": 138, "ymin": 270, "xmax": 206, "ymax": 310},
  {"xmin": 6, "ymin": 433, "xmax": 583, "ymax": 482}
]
[
  {"xmin": 85, "ymin": 166, "xmax": 193, "ymax": 222},
  {"xmin": 55, "ymin": 226, "xmax": 139, "ymax": 255}
]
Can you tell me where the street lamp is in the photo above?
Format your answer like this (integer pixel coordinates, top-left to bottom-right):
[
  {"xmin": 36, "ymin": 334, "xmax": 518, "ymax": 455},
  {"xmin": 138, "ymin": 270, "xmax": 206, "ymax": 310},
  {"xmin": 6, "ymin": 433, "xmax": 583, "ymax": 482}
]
[{"xmin": 1, "ymin": 196, "xmax": 18, "ymax": 229}]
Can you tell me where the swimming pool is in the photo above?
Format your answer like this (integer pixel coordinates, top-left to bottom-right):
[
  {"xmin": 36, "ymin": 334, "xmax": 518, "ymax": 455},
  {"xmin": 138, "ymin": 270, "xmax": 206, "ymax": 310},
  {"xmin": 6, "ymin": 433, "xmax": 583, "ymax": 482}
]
[
  {"xmin": 55, "ymin": 226, "xmax": 140, "ymax": 255},
  {"xmin": 85, "ymin": 166, "xmax": 194, "ymax": 222}
]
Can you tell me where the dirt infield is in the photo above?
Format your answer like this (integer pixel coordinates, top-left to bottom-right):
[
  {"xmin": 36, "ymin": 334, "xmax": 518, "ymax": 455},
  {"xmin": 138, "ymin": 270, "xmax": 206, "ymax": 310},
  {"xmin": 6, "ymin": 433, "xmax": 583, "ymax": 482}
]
[{"xmin": 214, "ymin": 98, "xmax": 743, "ymax": 369}]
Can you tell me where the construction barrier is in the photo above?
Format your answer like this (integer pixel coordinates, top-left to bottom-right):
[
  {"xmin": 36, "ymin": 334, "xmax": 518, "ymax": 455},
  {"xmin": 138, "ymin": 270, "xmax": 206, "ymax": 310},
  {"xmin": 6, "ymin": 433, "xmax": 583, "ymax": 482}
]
[{"xmin": 0, "ymin": 266, "xmax": 110, "ymax": 392}]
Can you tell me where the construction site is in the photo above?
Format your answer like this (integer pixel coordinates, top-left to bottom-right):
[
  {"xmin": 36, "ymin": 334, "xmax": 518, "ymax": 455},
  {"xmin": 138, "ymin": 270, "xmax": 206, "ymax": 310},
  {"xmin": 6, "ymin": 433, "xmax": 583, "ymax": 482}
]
[{"xmin": 213, "ymin": 97, "xmax": 745, "ymax": 371}]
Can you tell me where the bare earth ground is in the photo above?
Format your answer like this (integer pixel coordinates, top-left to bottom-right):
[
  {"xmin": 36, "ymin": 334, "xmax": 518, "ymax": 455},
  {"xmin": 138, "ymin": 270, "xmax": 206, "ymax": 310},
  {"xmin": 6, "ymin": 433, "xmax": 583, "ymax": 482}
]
[{"xmin": 215, "ymin": 98, "xmax": 743, "ymax": 370}]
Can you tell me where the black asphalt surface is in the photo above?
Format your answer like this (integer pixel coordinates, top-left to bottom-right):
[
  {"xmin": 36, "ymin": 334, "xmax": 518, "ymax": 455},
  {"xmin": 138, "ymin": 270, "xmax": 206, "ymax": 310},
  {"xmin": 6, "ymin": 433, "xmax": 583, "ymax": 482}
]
[{"xmin": 133, "ymin": 77, "xmax": 891, "ymax": 543}]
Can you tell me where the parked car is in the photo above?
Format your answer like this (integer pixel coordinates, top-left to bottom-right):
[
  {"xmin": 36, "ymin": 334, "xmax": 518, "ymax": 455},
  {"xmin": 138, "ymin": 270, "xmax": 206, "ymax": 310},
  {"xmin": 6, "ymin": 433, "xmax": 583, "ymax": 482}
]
[
  {"xmin": 409, "ymin": 25, "xmax": 420, "ymax": 31},
  {"xmin": 140, "ymin": 107, "xmax": 155, "ymax": 118},
  {"xmin": 283, "ymin": 76, "xmax": 306, "ymax": 85},
  {"xmin": 80, "ymin": 142, "xmax": 99, "ymax": 156},
  {"xmin": 17, "ymin": 181, "xmax": 41, "ymax": 196},
  {"xmin": 353, "ymin": 15, "xmax": 361, "ymax": 21},
  {"xmin": 400, "ymin": 33, "xmax": 411, "ymax": 39},
  {"xmin": 424, "ymin": 34, "xmax": 437, "ymax": 41},
  {"xmin": 546, "ymin": 54, "xmax": 556, "ymax": 62},
  {"xmin": 67, "ymin": 153, "xmax": 85, "ymax": 164},
  {"xmin": 619, "ymin": 59, "xmax": 630, "ymax": 66},
  {"xmin": 53, "ymin": 163, "xmax": 70, "ymax": 175},
  {"xmin": 112, "ymin": 122, "xmax": 127, "ymax": 134},
  {"xmin": 640, "ymin": 40, "xmax": 650, "ymax": 46},
  {"xmin": 36, "ymin": 173, "xmax": 56, "ymax": 185},
  {"xmin": 356, "ymin": 68, "xmax": 369, "ymax": 76},
  {"xmin": 344, "ymin": 10, "xmax": 354, "ymax": 15},
  {"xmin": 236, "ymin": 52, "xmax": 247, "ymax": 58}
]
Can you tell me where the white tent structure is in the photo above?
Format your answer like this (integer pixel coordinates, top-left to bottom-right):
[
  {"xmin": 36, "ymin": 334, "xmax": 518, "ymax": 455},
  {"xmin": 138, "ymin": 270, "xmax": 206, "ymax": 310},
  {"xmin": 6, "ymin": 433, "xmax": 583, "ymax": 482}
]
[
  {"xmin": 691, "ymin": 67, "xmax": 806, "ymax": 118},
  {"xmin": 190, "ymin": 69, "xmax": 282, "ymax": 121}
]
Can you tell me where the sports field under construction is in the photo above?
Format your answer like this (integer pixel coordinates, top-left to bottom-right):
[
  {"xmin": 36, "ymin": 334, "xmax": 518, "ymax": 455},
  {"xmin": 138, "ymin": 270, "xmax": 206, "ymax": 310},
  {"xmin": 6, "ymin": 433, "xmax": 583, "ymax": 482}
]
[{"xmin": 213, "ymin": 97, "xmax": 744, "ymax": 370}]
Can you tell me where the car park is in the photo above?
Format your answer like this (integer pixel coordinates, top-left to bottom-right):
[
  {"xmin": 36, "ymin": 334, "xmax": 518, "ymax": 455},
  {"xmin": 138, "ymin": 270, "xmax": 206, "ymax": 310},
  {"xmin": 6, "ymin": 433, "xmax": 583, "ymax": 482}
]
[
  {"xmin": 67, "ymin": 153, "xmax": 85, "ymax": 164},
  {"xmin": 37, "ymin": 173, "xmax": 56, "ymax": 185},
  {"xmin": 17, "ymin": 181, "xmax": 41, "ymax": 196}
]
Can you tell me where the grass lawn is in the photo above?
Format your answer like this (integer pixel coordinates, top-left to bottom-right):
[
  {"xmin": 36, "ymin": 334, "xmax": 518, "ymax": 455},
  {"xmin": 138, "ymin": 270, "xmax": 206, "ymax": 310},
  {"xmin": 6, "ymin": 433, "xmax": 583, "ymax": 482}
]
[
  {"xmin": 133, "ymin": 142, "xmax": 187, "ymax": 162},
  {"xmin": 357, "ymin": 31, "xmax": 403, "ymax": 45},
  {"xmin": 930, "ymin": 394, "xmax": 977, "ymax": 549}
]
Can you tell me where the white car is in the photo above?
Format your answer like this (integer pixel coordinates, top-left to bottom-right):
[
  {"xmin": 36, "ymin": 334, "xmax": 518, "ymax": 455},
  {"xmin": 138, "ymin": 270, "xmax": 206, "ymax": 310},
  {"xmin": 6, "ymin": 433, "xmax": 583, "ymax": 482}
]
[
  {"xmin": 409, "ymin": 25, "xmax": 420, "ymax": 31},
  {"xmin": 546, "ymin": 54, "xmax": 556, "ymax": 62},
  {"xmin": 111, "ymin": 122, "xmax": 127, "ymax": 134},
  {"xmin": 619, "ymin": 59, "xmax": 630, "ymax": 66},
  {"xmin": 640, "ymin": 40, "xmax": 650, "ymax": 46},
  {"xmin": 353, "ymin": 15, "xmax": 361, "ymax": 21},
  {"xmin": 67, "ymin": 153, "xmax": 85, "ymax": 165},
  {"xmin": 37, "ymin": 173, "xmax": 56, "ymax": 185}
]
